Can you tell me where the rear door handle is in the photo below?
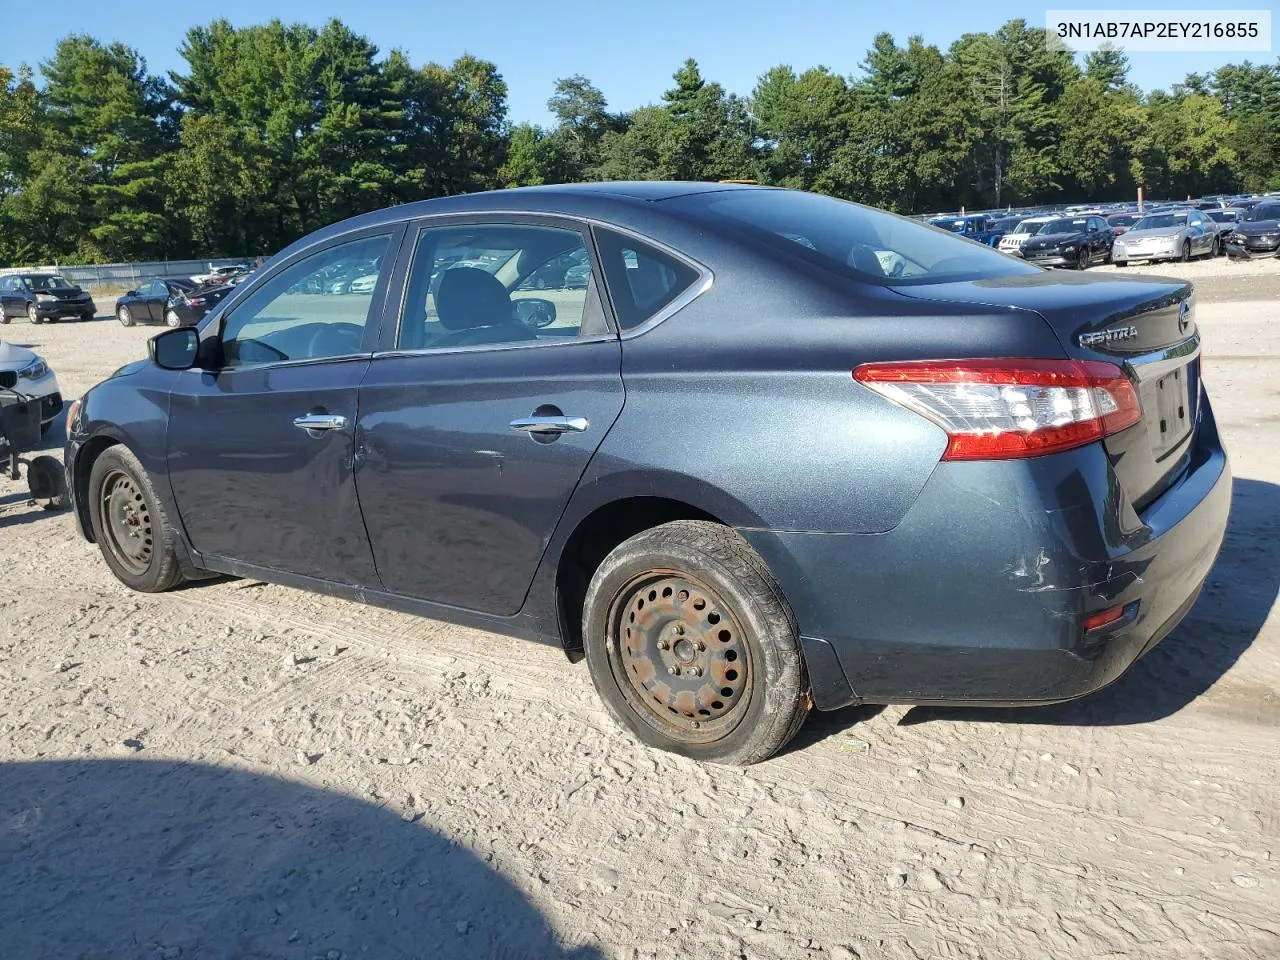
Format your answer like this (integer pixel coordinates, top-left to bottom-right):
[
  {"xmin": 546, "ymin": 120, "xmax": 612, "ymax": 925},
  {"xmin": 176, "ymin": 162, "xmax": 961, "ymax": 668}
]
[
  {"xmin": 293, "ymin": 413, "xmax": 348, "ymax": 434},
  {"xmin": 509, "ymin": 415, "xmax": 589, "ymax": 435}
]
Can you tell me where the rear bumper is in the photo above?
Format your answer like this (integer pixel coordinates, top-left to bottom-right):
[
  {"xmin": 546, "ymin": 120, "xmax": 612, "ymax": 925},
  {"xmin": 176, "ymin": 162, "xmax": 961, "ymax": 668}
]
[{"xmin": 742, "ymin": 396, "xmax": 1231, "ymax": 709}]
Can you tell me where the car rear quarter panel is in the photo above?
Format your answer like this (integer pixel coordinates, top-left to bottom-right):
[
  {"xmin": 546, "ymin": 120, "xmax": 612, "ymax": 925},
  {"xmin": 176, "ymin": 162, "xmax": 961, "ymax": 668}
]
[{"xmin": 589, "ymin": 248, "xmax": 1073, "ymax": 537}]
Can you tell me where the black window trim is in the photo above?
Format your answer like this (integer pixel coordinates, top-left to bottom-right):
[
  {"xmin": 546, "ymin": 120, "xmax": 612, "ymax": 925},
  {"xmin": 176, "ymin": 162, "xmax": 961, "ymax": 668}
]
[{"xmin": 373, "ymin": 212, "xmax": 625, "ymax": 360}]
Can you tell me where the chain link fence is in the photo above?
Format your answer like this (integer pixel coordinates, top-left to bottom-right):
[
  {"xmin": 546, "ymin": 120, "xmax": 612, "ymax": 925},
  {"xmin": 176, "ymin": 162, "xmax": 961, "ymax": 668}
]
[{"xmin": 0, "ymin": 258, "xmax": 258, "ymax": 293}]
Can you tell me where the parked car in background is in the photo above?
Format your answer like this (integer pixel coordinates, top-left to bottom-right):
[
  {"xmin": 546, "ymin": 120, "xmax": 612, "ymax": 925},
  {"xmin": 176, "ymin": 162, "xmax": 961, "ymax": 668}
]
[
  {"xmin": 1017, "ymin": 215, "xmax": 1114, "ymax": 268},
  {"xmin": 66, "ymin": 182, "xmax": 1229, "ymax": 765},
  {"xmin": 1106, "ymin": 213, "xmax": 1143, "ymax": 237},
  {"xmin": 927, "ymin": 214, "xmax": 1002, "ymax": 246},
  {"xmin": 0, "ymin": 340, "xmax": 63, "ymax": 434},
  {"xmin": 116, "ymin": 278, "xmax": 233, "ymax": 328},
  {"xmin": 997, "ymin": 215, "xmax": 1054, "ymax": 254},
  {"xmin": 191, "ymin": 263, "xmax": 250, "ymax": 285},
  {"xmin": 1111, "ymin": 209, "xmax": 1219, "ymax": 265},
  {"xmin": 1224, "ymin": 201, "xmax": 1280, "ymax": 259},
  {"xmin": 0, "ymin": 273, "xmax": 96, "ymax": 324},
  {"xmin": 1205, "ymin": 209, "xmax": 1241, "ymax": 252}
]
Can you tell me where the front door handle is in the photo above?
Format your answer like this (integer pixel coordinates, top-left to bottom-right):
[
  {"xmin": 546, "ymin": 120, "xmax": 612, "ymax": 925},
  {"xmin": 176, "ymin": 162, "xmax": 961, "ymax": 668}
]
[
  {"xmin": 509, "ymin": 415, "xmax": 589, "ymax": 435},
  {"xmin": 293, "ymin": 413, "xmax": 348, "ymax": 435}
]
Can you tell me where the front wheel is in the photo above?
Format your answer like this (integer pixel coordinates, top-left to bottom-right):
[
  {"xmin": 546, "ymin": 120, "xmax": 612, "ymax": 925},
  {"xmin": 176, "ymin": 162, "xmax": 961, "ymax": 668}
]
[
  {"xmin": 118, "ymin": 305, "xmax": 134, "ymax": 327},
  {"xmin": 582, "ymin": 520, "xmax": 809, "ymax": 765},
  {"xmin": 1181, "ymin": 240, "xmax": 1192, "ymax": 262},
  {"xmin": 27, "ymin": 303, "xmax": 40, "ymax": 324},
  {"xmin": 87, "ymin": 445, "xmax": 186, "ymax": 592},
  {"xmin": 1114, "ymin": 260, "xmax": 1128, "ymax": 267},
  {"xmin": 1075, "ymin": 248, "xmax": 1089, "ymax": 270}
]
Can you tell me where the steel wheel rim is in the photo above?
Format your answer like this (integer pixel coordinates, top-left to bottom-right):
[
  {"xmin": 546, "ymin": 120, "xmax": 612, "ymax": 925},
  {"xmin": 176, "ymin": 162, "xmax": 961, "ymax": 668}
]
[
  {"xmin": 28, "ymin": 303, "xmax": 37, "ymax": 322},
  {"xmin": 606, "ymin": 570, "xmax": 754, "ymax": 744},
  {"xmin": 166, "ymin": 310, "xmax": 180, "ymax": 327},
  {"xmin": 118, "ymin": 307, "xmax": 130, "ymax": 325},
  {"xmin": 100, "ymin": 469, "xmax": 153, "ymax": 575}
]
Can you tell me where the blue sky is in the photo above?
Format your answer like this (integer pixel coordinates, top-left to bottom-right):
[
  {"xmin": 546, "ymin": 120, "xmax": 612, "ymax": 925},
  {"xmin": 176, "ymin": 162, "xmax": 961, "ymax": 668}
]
[{"xmin": 6, "ymin": 0, "xmax": 1274, "ymax": 125}]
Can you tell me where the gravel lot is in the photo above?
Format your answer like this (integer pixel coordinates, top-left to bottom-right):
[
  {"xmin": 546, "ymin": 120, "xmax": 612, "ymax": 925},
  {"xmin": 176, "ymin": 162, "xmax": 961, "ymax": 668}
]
[{"xmin": 1, "ymin": 257, "xmax": 1277, "ymax": 959}]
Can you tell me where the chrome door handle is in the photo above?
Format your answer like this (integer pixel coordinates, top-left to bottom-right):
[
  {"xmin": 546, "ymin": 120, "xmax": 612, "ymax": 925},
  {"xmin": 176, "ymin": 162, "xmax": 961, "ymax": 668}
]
[
  {"xmin": 293, "ymin": 413, "xmax": 348, "ymax": 433},
  {"xmin": 509, "ymin": 416, "xmax": 589, "ymax": 435}
]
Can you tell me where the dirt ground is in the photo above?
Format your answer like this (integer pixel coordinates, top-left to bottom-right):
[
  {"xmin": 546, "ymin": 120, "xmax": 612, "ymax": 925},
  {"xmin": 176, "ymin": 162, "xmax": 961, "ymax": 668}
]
[{"xmin": 1, "ymin": 256, "xmax": 1277, "ymax": 960}]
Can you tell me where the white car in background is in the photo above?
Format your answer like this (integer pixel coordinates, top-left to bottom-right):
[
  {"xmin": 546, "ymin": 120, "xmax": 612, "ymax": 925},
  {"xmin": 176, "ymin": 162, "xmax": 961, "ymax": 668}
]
[
  {"xmin": 997, "ymin": 216, "xmax": 1055, "ymax": 254},
  {"xmin": 190, "ymin": 263, "xmax": 250, "ymax": 285},
  {"xmin": 0, "ymin": 340, "xmax": 63, "ymax": 436}
]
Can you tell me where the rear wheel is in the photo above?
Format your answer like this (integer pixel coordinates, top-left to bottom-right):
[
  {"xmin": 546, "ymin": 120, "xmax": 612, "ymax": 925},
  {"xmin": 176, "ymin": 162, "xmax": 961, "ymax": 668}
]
[
  {"xmin": 582, "ymin": 520, "xmax": 809, "ymax": 765},
  {"xmin": 117, "ymin": 305, "xmax": 134, "ymax": 327},
  {"xmin": 165, "ymin": 309, "xmax": 182, "ymax": 328},
  {"xmin": 87, "ymin": 445, "xmax": 186, "ymax": 592},
  {"xmin": 1208, "ymin": 235, "xmax": 1219, "ymax": 258}
]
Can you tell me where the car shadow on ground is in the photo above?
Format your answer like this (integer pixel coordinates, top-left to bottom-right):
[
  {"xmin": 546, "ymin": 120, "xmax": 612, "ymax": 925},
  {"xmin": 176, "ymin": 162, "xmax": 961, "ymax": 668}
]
[
  {"xmin": 0, "ymin": 759, "xmax": 602, "ymax": 960},
  {"xmin": 899, "ymin": 477, "xmax": 1279, "ymax": 728}
]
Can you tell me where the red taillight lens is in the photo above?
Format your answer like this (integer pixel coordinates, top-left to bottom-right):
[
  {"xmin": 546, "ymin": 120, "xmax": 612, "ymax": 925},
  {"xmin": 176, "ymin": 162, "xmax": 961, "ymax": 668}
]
[
  {"xmin": 1083, "ymin": 604, "xmax": 1127, "ymax": 631},
  {"xmin": 853, "ymin": 358, "xmax": 1141, "ymax": 460},
  {"xmin": 188, "ymin": 297, "xmax": 205, "ymax": 307}
]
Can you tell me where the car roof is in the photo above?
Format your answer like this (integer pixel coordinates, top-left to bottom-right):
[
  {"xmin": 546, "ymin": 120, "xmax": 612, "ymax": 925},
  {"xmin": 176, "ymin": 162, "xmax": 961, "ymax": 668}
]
[{"xmin": 271, "ymin": 181, "xmax": 767, "ymax": 261}]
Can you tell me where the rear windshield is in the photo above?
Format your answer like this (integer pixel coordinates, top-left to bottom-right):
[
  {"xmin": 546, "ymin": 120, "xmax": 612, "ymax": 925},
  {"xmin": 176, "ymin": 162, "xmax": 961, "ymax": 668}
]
[
  {"xmin": 1206, "ymin": 210, "xmax": 1238, "ymax": 223},
  {"xmin": 1108, "ymin": 214, "xmax": 1141, "ymax": 226},
  {"xmin": 681, "ymin": 190, "xmax": 1038, "ymax": 284}
]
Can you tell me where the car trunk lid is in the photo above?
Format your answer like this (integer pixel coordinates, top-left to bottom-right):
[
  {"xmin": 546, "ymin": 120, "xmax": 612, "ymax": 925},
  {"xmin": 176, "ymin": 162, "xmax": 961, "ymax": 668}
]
[{"xmin": 888, "ymin": 272, "xmax": 1199, "ymax": 510}]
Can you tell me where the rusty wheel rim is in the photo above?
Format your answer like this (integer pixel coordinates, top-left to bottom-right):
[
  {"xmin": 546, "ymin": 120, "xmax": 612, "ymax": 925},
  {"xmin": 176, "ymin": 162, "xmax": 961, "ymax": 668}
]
[
  {"xmin": 100, "ymin": 469, "xmax": 153, "ymax": 575},
  {"xmin": 606, "ymin": 570, "xmax": 753, "ymax": 744}
]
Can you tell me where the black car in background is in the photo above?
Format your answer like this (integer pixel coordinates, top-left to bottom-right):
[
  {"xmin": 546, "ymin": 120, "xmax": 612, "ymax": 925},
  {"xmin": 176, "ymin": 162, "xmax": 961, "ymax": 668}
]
[
  {"xmin": 115, "ymin": 278, "xmax": 233, "ymax": 327},
  {"xmin": 0, "ymin": 273, "xmax": 96, "ymax": 323},
  {"xmin": 1017, "ymin": 215, "xmax": 1114, "ymax": 268},
  {"xmin": 1225, "ymin": 201, "xmax": 1280, "ymax": 259}
]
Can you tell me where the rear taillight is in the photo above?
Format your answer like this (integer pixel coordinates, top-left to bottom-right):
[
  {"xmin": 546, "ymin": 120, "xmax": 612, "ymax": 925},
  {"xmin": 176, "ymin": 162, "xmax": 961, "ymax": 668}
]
[
  {"xmin": 187, "ymin": 297, "xmax": 205, "ymax": 307},
  {"xmin": 853, "ymin": 359, "xmax": 1141, "ymax": 460}
]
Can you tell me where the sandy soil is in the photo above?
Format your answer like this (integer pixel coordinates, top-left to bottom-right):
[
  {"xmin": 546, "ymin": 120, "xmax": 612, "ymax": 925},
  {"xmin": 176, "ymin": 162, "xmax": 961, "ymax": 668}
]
[{"xmin": 1, "ymin": 257, "xmax": 1277, "ymax": 959}]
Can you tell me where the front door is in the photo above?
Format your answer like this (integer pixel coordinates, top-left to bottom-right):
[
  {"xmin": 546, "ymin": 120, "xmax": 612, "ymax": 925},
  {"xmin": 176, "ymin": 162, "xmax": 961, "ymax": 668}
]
[
  {"xmin": 166, "ymin": 229, "xmax": 398, "ymax": 584},
  {"xmin": 356, "ymin": 218, "xmax": 625, "ymax": 615},
  {"xmin": 142, "ymin": 280, "xmax": 166, "ymax": 322}
]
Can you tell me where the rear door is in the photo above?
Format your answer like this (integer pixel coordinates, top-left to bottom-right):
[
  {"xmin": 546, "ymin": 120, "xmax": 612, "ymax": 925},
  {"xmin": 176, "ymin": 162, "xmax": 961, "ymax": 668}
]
[{"xmin": 355, "ymin": 216, "xmax": 625, "ymax": 615}]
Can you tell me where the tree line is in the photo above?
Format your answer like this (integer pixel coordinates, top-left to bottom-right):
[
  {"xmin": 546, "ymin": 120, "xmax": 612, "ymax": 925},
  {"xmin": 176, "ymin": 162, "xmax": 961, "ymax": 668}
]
[{"xmin": 1, "ymin": 17, "xmax": 1277, "ymax": 265}]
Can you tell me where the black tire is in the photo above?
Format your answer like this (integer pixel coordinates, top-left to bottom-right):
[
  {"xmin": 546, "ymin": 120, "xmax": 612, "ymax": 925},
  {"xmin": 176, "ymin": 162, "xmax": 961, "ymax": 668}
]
[
  {"xmin": 1114, "ymin": 260, "xmax": 1128, "ymax": 267},
  {"xmin": 87, "ymin": 445, "xmax": 186, "ymax": 592},
  {"xmin": 118, "ymin": 305, "xmax": 135, "ymax": 327},
  {"xmin": 0, "ymin": 308, "xmax": 9, "ymax": 324},
  {"xmin": 82, "ymin": 312, "xmax": 95, "ymax": 322},
  {"xmin": 27, "ymin": 302, "xmax": 40, "ymax": 324},
  {"xmin": 582, "ymin": 520, "xmax": 809, "ymax": 765},
  {"xmin": 1075, "ymin": 248, "xmax": 1089, "ymax": 270},
  {"xmin": 1181, "ymin": 240, "xmax": 1191, "ymax": 262},
  {"xmin": 1208, "ymin": 236, "xmax": 1219, "ymax": 258}
]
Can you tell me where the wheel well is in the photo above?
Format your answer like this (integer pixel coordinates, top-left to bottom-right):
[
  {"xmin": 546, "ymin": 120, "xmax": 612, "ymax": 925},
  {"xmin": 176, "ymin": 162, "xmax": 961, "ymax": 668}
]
[
  {"xmin": 555, "ymin": 497, "xmax": 721, "ymax": 660},
  {"xmin": 73, "ymin": 436, "xmax": 119, "ymax": 541}
]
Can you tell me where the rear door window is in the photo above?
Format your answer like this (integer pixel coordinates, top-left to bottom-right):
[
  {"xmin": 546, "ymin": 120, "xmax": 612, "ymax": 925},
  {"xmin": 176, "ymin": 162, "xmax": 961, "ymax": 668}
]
[{"xmin": 593, "ymin": 229, "xmax": 702, "ymax": 331}]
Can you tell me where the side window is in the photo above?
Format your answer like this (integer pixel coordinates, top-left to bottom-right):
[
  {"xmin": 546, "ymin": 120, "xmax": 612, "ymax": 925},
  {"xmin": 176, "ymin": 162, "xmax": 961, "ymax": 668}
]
[
  {"xmin": 397, "ymin": 223, "xmax": 607, "ymax": 350},
  {"xmin": 146, "ymin": 280, "xmax": 164, "ymax": 296},
  {"xmin": 594, "ymin": 229, "xmax": 702, "ymax": 331},
  {"xmin": 220, "ymin": 234, "xmax": 390, "ymax": 369}
]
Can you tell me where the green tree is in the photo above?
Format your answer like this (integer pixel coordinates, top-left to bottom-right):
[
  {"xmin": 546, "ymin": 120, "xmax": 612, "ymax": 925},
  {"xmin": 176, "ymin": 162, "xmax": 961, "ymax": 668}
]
[{"xmin": 41, "ymin": 36, "xmax": 174, "ymax": 258}]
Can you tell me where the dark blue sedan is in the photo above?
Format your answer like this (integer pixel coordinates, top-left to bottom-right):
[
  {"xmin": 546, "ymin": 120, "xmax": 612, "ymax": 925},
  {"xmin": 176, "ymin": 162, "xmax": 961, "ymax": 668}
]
[{"xmin": 65, "ymin": 183, "xmax": 1231, "ymax": 764}]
